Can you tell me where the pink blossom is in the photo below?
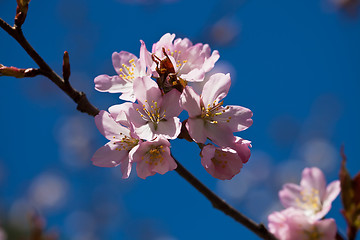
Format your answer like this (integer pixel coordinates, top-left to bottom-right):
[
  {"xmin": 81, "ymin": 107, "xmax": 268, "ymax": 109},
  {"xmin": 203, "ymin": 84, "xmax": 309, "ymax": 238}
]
[
  {"xmin": 132, "ymin": 137, "xmax": 177, "ymax": 179},
  {"xmin": 268, "ymin": 208, "xmax": 337, "ymax": 240},
  {"xmin": 91, "ymin": 110, "xmax": 141, "ymax": 179},
  {"xmin": 0, "ymin": 227, "xmax": 6, "ymax": 240},
  {"xmin": 180, "ymin": 72, "xmax": 253, "ymax": 147},
  {"xmin": 201, "ymin": 143, "xmax": 246, "ymax": 180},
  {"xmin": 126, "ymin": 76, "xmax": 182, "ymax": 140},
  {"xmin": 94, "ymin": 41, "xmax": 149, "ymax": 102},
  {"xmin": 150, "ymin": 33, "xmax": 220, "ymax": 82},
  {"xmin": 279, "ymin": 167, "xmax": 341, "ymax": 221}
]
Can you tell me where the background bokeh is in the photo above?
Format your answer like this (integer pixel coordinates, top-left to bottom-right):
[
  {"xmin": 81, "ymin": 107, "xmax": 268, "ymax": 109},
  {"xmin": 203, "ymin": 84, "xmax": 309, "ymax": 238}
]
[{"xmin": 1, "ymin": 0, "xmax": 360, "ymax": 239}]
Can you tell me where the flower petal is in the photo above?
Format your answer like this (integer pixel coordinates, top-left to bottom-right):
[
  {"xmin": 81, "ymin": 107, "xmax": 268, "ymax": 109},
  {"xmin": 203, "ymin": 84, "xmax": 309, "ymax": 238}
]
[
  {"xmin": 300, "ymin": 167, "xmax": 327, "ymax": 199},
  {"xmin": 180, "ymin": 86, "xmax": 202, "ymax": 117},
  {"xmin": 95, "ymin": 110, "xmax": 130, "ymax": 140},
  {"xmin": 234, "ymin": 137, "xmax": 251, "ymax": 163},
  {"xmin": 94, "ymin": 75, "xmax": 130, "ymax": 93},
  {"xmin": 279, "ymin": 183, "xmax": 302, "ymax": 209},
  {"xmin": 186, "ymin": 118, "xmax": 207, "ymax": 143},
  {"xmin": 91, "ymin": 142, "xmax": 129, "ymax": 168},
  {"xmin": 133, "ymin": 76, "xmax": 162, "ymax": 106},
  {"xmin": 155, "ymin": 117, "xmax": 182, "ymax": 139},
  {"xmin": 220, "ymin": 105, "xmax": 253, "ymax": 131},
  {"xmin": 201, "ymin": 73, "xmax": 231, "ymax": 106},
  {"xmin": 180, "ymin": 68, "xmax": 205, "ymax": 82},
  {"xmin": 112, "ymin": 51, "xmax": 139, "ymax": 75},
  {"xmin": 204, "ymin": 123, "xmax": 235, "ymax": 147},
  {"xmin": 161, "ymin": 89, "xmax": 182, "ymax": 118}
]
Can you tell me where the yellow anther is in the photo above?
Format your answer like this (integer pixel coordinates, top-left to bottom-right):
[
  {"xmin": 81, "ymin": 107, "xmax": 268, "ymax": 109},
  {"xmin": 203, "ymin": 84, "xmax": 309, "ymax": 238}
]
[{"xmin": 129, "ymin": 59, "xmax": 135, "ymax": 63}]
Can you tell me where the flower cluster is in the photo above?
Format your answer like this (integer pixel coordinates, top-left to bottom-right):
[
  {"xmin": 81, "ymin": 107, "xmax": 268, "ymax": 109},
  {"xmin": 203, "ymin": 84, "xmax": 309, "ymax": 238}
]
[
  {"xmin": 92, "ymin": 33, "xmax": 253, "ymax": 179},
  {"xmin": 268, "ymin": 167, "xmax": 341, "ymax": 240}
]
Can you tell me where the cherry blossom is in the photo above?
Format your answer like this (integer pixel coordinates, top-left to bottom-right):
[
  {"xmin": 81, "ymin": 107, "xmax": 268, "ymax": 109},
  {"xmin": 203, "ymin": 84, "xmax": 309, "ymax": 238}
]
[
  {"xmin": 150, "ymin": 33, "xmax": 220, "ymax": 83},
  {"xmin": 91, "ymin": 110, "xmax": 141, "ymax": 179},
  {"xmin": 126, "ymin": 76, "xmax": 182, "ymax": 140},
  {"xmin": 94, "ymin": 41, "xmax": 149, "ymax": 102},
  {"xmin": 180, "ymin": 72, "xmax": 253, "ymax": 147},
  {"xmin": 132, "ymin": 137, "xmax": 177, "ymax": 179},
  {"xmin": 268, "ymin": 208, "xmax": 337, "ymax": 240},
  {"xmin": 279, "ymin": 167, "xmax": 341, "ymax": 221}
]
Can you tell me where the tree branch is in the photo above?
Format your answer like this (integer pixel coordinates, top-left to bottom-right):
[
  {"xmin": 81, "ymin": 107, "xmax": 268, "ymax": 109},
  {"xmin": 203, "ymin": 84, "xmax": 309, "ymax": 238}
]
[
  {"xmin": 173, "ymin": 155, "xmax": 278, "ymax": 240},
  {"xmin": 0, "ymin": 17, "xmax": 99, "ymax": 117}
]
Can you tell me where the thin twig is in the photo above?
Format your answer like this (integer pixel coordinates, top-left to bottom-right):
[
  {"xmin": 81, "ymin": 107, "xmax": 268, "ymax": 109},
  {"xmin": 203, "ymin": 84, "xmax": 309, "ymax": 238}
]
[
  {"xmin": 0, "ymin": 17, "xmax": 99, "ymax": 116},
  {"xmin": 173, "ymin": 155, "xmax": 278, "ymax": 240}
]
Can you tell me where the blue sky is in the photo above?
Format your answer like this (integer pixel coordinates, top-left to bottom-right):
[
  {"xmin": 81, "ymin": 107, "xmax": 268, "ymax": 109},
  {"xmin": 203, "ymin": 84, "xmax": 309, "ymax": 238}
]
[{"xmin": 1, "ymin": 0, "xmax": 360, "ymax": 239}]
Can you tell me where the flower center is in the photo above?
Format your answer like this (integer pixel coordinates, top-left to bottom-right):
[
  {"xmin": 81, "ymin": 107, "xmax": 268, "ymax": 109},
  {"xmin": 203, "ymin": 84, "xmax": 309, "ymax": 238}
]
[
  {"xmin": 295, "ymin": 188, "xmax": 322, "ymax": 214},
  {"xmin": 113, "ymin": 133, "xmax": 139, "ymax": 151},
  {"xmin": 201, "ymin": 100, "xmax": 231, "ymax": 124},
  {"xmin": 304, "ymin": 226, "xmax": 323, "ymax": 240},
  {"xmin": 211, "ymin": 150, "xmax": 229, "ymax": 168},
  {"xmin": 136, "ymin": 100, "xmax": 166, "ymax": 125},
  {"xmin": 118, "ymin": 58, "xmax": 137, "ymax": 82},
  {"xmin": 144, "ymin": 145, "xmax": 166, "ymax": 165}
]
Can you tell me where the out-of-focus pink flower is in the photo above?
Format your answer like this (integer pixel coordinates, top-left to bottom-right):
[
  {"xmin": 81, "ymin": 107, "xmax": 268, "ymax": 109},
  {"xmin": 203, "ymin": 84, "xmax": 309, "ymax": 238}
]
[
  {"xmin": 91, "ymin": 110, "xmax": 141, "ymax": 179},
  {"xmin": 200, "ymin": 140, "xmax": 250, "ymax": 180},
  {"xmin": 126, "ymin": 76, "xmax": 182, "ymax": 140},
  {"xmin": 180, "ymin": 72, "xmax": 253, "ymax": 147},
  {"xmin": 268, "ymin": 208, "xmax": 337, "ymax": 240},
  {"xmin": 132, "ymin": 137, "xmax": 177, "ymax": 179},
  {"xmin": 0, "ymin": 227, "xmax": 6, "ymax": 240},
  {"xmin": 150, "ymin": 33, "xmax": 220, "ymax": 82},
  {"xmin": 94, "ymin": 41, "xmax": 149, "ymax": 102},
  {"xmin": 279, "ymin": 167, "xmax": 341, "ymax": 220}
]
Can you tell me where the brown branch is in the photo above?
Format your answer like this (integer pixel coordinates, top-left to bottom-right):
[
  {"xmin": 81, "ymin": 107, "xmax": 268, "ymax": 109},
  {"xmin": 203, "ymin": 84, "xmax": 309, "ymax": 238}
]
[
  {"xmin": 173, "ymin": 155, "xmax": 278, "ymax": 240},
  {"xmin": 0, "ymin": 17, "xmax": 99, "ymax": 117}
]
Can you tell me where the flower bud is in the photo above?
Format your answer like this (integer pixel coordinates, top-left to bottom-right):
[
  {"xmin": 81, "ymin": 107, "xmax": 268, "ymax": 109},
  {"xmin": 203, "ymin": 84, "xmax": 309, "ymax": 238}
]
[
  {"xmin": 15, "ymin": 0, "xmax": 31, "ymax": 27},
  {"xmin": 0, "ymin": 65, "xmax": 40, "ymax": 78},
  {"xmin": 62, "ymin": 51, "xmax": 71, "ymax": 82}
]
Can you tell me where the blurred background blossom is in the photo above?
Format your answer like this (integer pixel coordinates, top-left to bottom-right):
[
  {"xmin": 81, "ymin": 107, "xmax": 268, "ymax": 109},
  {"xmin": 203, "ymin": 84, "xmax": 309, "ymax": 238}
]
[{"xmin": 1, "ymin": 0, "xmax": 360, "ymax": 239}]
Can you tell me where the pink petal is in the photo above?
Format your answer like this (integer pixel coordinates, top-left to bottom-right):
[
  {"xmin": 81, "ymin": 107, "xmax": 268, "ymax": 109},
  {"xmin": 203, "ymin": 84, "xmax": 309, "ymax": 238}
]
[
  {"xmin": 315, "ymin": 218, "xmax": 337, "ymax": 240},
  {"xmin": 152, "ymin": 33, "xmax": 175, "ymax": 53},
  {"xmin": 324, "ymin": 180, "xmax": 341, "ymax": 204},
  {"xmin": 234, "ymin": 137, "xmax": 251, "ymax": 164},
  {"xmin": 133, "ymin": 76, "xmax": 162, "ymax": 106},
  {"xmin": 180, "ymin": 68, "xmax": 205, "ymax": 82},
  {"xmin": 134, "ymin": 123, "xmax": 156, "ymax": 141},
  {"xmin": 201, "ymin": 73, "xmax": 231, "ymax": 106},
  {"xmin": 279, "ymin": 183, "xmax": 302, "ymax": 209},
  {"xmin": 108, "ymin": 102, "xmax": 133, "ymax": 127},
  {"xmin": 112, "ymin": 51, "xmax": 138, "ymax": 75},
  {"xmin": 119, "ymin": 90, "xmax": 136, "ymax": 102},
  {"xmin": 136, "ymin": 159, "xmax": 154, "ymax": 179},
  {"xmin": 201, "ymin": 145, "xmax": 243, "ymax": 180},
  {"xmin": 161, "ymin": 89, "xmax": 182, "ymax": 118},
  {"xmin": 300, "ymin": 167, "xmax": 327, "ymax": 199},
  {"xmin": 204, "ymin": 123, "xmax": 235, "ymax": 147},
  {"xmin": 95, "ymin": 110, "xmax": 130, "ymax": 140},
  {"xmin": 180, "ymin": 86, "xmax": 202, "ymax": 117},
  {"xmin": 186, "ymin": 118, "xmax": 207, "ymax": 143},
  {"xmin": 203, "ymin": 49, "xmax": 220, "ymax": 72},
  {"xmin": 155, "ymin": 117, "xmax": 182, "ymax": 139},
  {"xmin": 91, "ymin": 142, "xmax": 129, "ymax": 168},
  {"xmin": 220, "ymin": 105, "xmax": 253, "ymax": 132},
  {"xmin": 139, "ymin": 40, "xmax": 153, "ymax": 73},
  {"xmin": 94, "ymin": 75, "xmax": 129, "ymax": 93}
]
